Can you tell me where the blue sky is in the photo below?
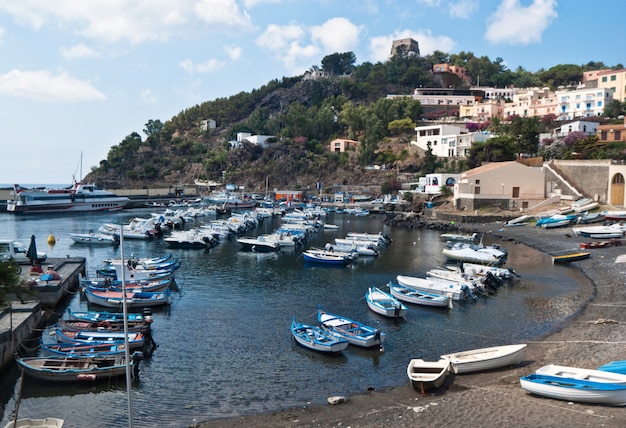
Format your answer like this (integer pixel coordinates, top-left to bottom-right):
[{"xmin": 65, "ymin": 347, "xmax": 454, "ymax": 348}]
[{"xmin": 0, "ymin": 0, "xmax": 623, "ymax": 184}]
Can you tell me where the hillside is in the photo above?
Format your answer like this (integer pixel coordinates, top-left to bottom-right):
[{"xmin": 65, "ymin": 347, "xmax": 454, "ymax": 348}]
[{"xmin": 83, "ymin": 51, "xmax": 625, "ymax": 192}]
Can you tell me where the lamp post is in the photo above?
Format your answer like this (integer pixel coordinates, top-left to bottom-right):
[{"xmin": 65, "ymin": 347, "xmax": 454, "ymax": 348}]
[{"xmin": 501, "ymin": 183, "xmax": 504, "ymax": 196}]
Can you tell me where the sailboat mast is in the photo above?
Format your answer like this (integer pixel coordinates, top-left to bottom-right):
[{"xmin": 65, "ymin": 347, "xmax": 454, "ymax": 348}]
[{"xmin": 120, "ymin": 229, "xmax": 135, "ymax": 427}]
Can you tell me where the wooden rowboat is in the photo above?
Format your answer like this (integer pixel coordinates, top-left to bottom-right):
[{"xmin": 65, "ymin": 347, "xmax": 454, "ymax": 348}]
[
  {"xmin": 440, "ymin": 343, "xmax": 527, "ymax": 374},
  {"xmin": 552, "ymin": 252, "xmax": 591, "ymax": 263},
  {"xmin": 407, "ymin": 359, "xmax": 451, "ymax": 391}
]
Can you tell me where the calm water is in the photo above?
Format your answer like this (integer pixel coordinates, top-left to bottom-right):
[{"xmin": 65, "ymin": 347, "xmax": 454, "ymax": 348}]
[{"xmin": 0, "ymin": 209, "xmax": 589, "ymax": 427}]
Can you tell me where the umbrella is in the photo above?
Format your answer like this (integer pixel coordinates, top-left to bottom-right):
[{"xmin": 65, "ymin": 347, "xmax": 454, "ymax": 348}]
[{"xmin": 27, "ymin": 234, "xmax": 38, "ymax": 265}]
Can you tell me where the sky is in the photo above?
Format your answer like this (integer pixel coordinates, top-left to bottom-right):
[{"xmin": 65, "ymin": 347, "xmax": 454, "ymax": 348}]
[{"xmin": 0, "ymin": 0, "xmax": 623, "ymax": 184}]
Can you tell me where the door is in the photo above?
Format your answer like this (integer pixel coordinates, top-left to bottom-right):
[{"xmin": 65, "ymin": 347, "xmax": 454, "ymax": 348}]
[{"xmin": 611, "ymin": 173, "xmax": 625, "ymax": 205}]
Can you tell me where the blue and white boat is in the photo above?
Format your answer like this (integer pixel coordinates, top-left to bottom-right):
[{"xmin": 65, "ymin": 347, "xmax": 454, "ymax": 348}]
[
  {"xmin": 598, "ymin": 360, "xmax": 626, "ymax": 375},
  {"xmin": 317, "ymin": 307, "xmax": 385, "ymax": 349},
  {"xmin": 41, "ymin": 341, "xmax": 126, "ymax": 357},
  {"xmin": 17, "ymin": 355, "xmax": 129, "ymax": 383},
  {"xmin": 84, "ymin": 287, "xmax": 171, "ymax": 308},
  {"xmin": 388, "ymin": 282, "xmax": 450, "ymax": 308},
  {"xmin": 301, "ymin": 248, "xmax": 355, "ymax": 265},
  {"xmin": 290, "ymin": 318, "xmax": 348, "ymax": 354},
  {"xmin": 520, "ymin": 373, "xmax": 626, "ymax": 406},
  {"xmin": 67, "ymin": 309, "xmax": 146, "ymax": 323},
  {"xmin": 535, "ymin": 214, "xmax": 577, "ymax": 228},
  {"xmin": 52, "ymin": 328, "xmax": 145, "ymax": 350},
  {"xmin": 365, "ymin": 286, "xmax": 407, "ymax": 318}
]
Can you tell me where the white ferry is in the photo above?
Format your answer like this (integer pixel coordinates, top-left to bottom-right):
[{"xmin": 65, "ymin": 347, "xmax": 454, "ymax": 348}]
[{"xmin": 7, "ymin": 181, "xmax": 128, "ymax": 214}]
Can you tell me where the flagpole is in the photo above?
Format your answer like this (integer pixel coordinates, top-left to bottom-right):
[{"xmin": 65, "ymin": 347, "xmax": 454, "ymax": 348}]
[{"xmin": 120, "ymin": 228, "xmax": 134, "ymax": 427}]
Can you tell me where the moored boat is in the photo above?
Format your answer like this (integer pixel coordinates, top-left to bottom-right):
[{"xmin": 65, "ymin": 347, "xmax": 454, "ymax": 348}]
[
  {"xmin": 317, "ymin": 307, "xmax": 385, "ymax": 348},
  {"xmin": 84, "ymin": 287, "xmax": 171, "ymax": 308},
  {"xmin": 7, "ymin": 181, "xmax": 128, "ymax": 214},
  {"xmin": 365, "ymin": 285, "xmax": 407, "ymax": 318},
  {"xmin": 3, "ymin": 417, "xmax": 65, "ymax": 428},
  {"xmin": 388, "ymin": 282, "xmax": 450, "ymax": 308},
  {"xmin": 16, "ymin": 355, "xmax": 129, "ymax": 382},
  {"xmin": 52, "ymin": 328, "xmax": 145, "ymax": 350},
  {"xmin": 440, "ymin": 343, "xmax": 527, "ymax": 374},
  {"xmin": 290, "ymin": 318, "xmax": 348, "ymax": 354},
  {"xmin": 396, "ymin": 275, "xmax": 476, "ymax": 301},
  {"xmin": 406, "ymin": 359, "xmax": 451, "ymax": 391},
  {"xmin": 302, "ymin": 248, "xmax": 355, "ymax": 265},
  {"xmin": 41, "ymin": 341, "xmax": 126, "ymax": 357},
  {"xmin": 68, "ymin": 232, "xmax": 119, "ymax": 245}
]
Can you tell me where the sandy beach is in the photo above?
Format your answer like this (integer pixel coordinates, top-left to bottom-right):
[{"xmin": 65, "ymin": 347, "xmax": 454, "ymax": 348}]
[{"xmin": 197, "ymin": 220, "xmax": 626, "ymax": 428}]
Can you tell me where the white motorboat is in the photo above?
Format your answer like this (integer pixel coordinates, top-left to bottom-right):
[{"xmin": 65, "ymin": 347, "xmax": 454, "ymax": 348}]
[
  {"xmin": 396, "ymin": 275, "xmax": 476, "ymax": 301},
  {"xmin": 68, "ymin": 232, "xmax": 119, "ymax": 245},
  {"xmin": 236, "ymin": 235, "xmax": 280, "ymax": 252}
]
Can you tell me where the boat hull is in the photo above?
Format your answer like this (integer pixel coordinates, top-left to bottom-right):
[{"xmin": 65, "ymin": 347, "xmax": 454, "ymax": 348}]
[
  {"xmin": 365, "ymin": 286, "xmax": 408, "ymax": 318},
  {"xmin": 17, "ymin": 355, "xmax": 128, "ymax": 382},
  {"xmin": 407, "ymin": 359, "xmax": 450, "ymax": 390},
  {"xmin": 441, "ymin": 344, "xmax": 527, "ymax": 374},
  {"xmin": 520, "ymin": 374, "xmax": 626, "ymax": 406}
]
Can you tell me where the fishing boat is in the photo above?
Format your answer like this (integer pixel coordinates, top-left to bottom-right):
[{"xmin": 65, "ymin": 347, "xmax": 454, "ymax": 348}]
[
  {"xmin": 41, "ymin": 341, "xmax": 125, "ymax": 357},
  {"xmin": 365, "ymin": 285, "xmax": 408, "ymax": 318},
  {"xmin": 3, "ymin": 417, "xmax": 65, "ymax": 428},
  {"xmin": 552, "ymin": 252, "xmax": 591, "ymax": 263},
  {"xmin": 67, "ymin": 309, "xmax": 146, "ymax": 323},
  {"xmin": 81, "ymin": 277, "xmax": 171, "ymax": 293},
  {"xmin": 388, "ymin": 282, "xmax": 450, "ymax": 308},
  {"xmin": 440, "ymin": 343, "xmax": 527, "ymax": 374},
  {"xmin": 446, "ymin": 262, "xmax": 518, "ymax": 279},
  {"xmin": 536, "ymin": 364, "xmax": 626, "ymax": 384},
  {"xmin": 572, "ymin": 223, "xmax": 626, "ymax": 238},
  {"xmin": 520, "ymin": 373, "xmax": 626, "ymax": 406},
  {"xmin": 16, "ymin": 355, "xmax": 129, "ymax": 382},
  {"xmin": 317, "ymin": 307, "xmax": 385, "ymax": 348},
  {"xmin": 58, "ymin": 318, "xmax": 148, "ymax": 333},
  {"xmin": 84, "ymin": 287, "xmax": 171, "ymax": 308},
  {"xmin": 406, "ymin": 359, "xmax": 451, "ymax": 391},
  {"xmin": 290, "ymin": 318, "xmax": 349, "ymax": 354},
  {"xmin": 52, "ymin": 328, "xmax": 145, "ymax": 350},
  {"xmin": 7, "ymin": 181, "xmax": 128, "ymax": 214},
  {"xmin": 504, "ymin": 214, "xmax": 530, "ymax": 227},
  {"xmin": 598, "ymin": 360, "xmax": 626, "ymax": 375},
  {"xmin": 68, "ymin": 232, "xmax": 119, "ymax": 245}
]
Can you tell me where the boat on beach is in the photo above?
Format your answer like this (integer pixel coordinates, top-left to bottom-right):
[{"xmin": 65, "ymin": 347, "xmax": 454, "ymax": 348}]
[
  {"xmin": 440, "ymin": 343, "xmax": 527, "ymax": 374},
  {"xmin": 520, "ymin": 373, "xmax": 626, "ymax": 406},
  {"xmin": 406, "ymin": 359, "xmax": 451, "ymax": 391}
]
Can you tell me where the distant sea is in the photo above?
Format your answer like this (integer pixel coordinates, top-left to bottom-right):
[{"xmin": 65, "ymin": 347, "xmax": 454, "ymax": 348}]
[{"xmin": 0, "ymin": 183, "xmax": 71, "ymax": 189}]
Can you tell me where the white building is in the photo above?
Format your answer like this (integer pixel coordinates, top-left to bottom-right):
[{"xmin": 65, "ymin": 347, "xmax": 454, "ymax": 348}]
[
  {"xmin": 200, "ymin": 119, "xmax": 216, "ymax": 131},
  {"xmin": 539, "ymin": 120, "xmax": 600, "ymax": 142},
  {"xmin": 555, "ymin": 87, "xmax": 614, "ymax": 121},
  {"xmin": 229, "ymin": 133, "xmax": 274, "ymax": 149},
  {"xmin": 415, "ymin": 173, "xmax": 461, "ymax": 194},
  {"xmin": 413, "ymin": 124, "xmax": 490, "ymax": 157}
]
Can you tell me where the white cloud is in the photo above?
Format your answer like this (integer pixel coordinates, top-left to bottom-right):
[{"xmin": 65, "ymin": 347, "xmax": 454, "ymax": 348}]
[
  {"xmin": 0, "ymin": 1, "xmax": 250, "ymax": 45},
  {"xmin": 257, "ymin": 23, "xmax": 319, "ymax": 73},
  {"xmin": 194, "ymin": 0, "xmax": 251, "ymax": 27},
  {"xmin": 59, "ymin": 43, "xmax": 100, "ymax": 59},
  {"xmin": 179, "ymin": 58, "xmax": 225, "ymax": 74},
  {"xmin": 485, "ymin": 0, "xmax": 558, "ymax": 45},
  {"xmin": 449, "ymin": 0, "xmax": 478, "ymax": 19},
  {"xmin": 0, "ymin": 69, "xmax": 106, "ymax": 102},
  {"xmin": 369, "ymin": 29, "xmax": 455, "ymax": 63},
  {"xmin": 141, "ymin": 88, "xmax": 157, "ymax": 104},
  {"xmin": 311, "ymin": 17, "xmax": 361, "ymax": 54},
  {"xmin": 243, "ymin": 0, "xmax": 280, "ymax": 8},
  {"xmin": 225, "ymin": 45, "xmax": 242, "ymax": 61}
]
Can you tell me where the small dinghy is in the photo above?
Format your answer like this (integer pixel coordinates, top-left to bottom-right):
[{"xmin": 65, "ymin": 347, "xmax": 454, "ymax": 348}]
[{"xmin": 290, "ymin": 318, "xmax": 348, "ymax": 354}]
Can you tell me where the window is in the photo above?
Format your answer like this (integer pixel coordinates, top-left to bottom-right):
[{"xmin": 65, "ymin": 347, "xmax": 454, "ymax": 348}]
[
  {"xmin": 601, "ymin": 131, "xmax": 608, "ymax": 140},
  {"xmin": 602, "ymin": 76, "xmax": 608, "ymax": 82},
  {"xmin": 586, "ymin": 103, "xmax": 591, "ymax": 110},
  {"xmin": 474, "ymin": 187, "xmax": 480, "ymax": 194},
  {"xmin": 616, "ymin": 131, "xmax": 622, "ymax": 140},
  {"xmin": 611, "ymin": 75, "xmax": 617, "ymax": 81},
  {"xmin": 512, "ymin": 187, "xmax": 520, "ymax": 198},
  {"xmin": 475, "ymin": 179, "xmax": 480, "ymax": 185}
]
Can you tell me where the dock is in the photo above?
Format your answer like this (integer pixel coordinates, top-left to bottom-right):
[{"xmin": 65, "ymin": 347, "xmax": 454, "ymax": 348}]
[{"xmin": 0, "ymin": 257, "xmax": 85, "ymax": 368}]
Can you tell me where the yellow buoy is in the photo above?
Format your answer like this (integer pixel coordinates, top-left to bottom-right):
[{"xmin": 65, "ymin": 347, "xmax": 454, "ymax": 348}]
[{"xmin": 47, "ymin": 235, "xmax": 56, "ymax": 245}]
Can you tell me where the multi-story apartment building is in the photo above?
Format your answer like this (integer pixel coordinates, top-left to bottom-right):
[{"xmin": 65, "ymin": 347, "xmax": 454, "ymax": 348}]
[
  {"xmin": 413, "ymin": 124, "xmax": 489, "ymax": 157},
  {"xmin": 555, "ymin": 87, "xmax": 613, "ymax": 121},
  {"xmin": 584, "ymin": 68, "xmax": 626, "ymax": 102},
  {"xmin": 460, "ymin": 99, "xmax": 505, "ymax": 121},
  {"xmin": 503, "ymin": 87, "xmax": 557, "ymax": 118},
  {"xmin": 389, "ymin": 87, "xmax": 476, "ymax": 108}
]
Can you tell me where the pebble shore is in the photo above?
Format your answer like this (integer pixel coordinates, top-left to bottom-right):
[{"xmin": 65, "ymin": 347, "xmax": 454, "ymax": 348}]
[{"xmin": 197, "ymin": 219, "xmax": 626, "ymax": 428}]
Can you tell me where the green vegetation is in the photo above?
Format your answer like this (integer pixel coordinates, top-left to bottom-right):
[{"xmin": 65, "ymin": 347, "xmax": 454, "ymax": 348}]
[
  {"xmin": 86, "ymin": 50, "xmax": 625, "ymax": 189},
  {"xmin": 0, "ymin": 261, "xmax": 28, "ymax": 306}
]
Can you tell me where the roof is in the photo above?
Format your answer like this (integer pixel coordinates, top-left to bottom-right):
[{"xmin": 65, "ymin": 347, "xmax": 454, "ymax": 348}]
[{"xmin": 463, "ymin": 161, "xmax": 519, "ymax": 177}]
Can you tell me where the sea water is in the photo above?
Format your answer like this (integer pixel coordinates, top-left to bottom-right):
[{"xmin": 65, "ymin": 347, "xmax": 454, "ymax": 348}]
[{"xmin": 0, "ymin": 209, "xmax": 589, "ymax": 427}]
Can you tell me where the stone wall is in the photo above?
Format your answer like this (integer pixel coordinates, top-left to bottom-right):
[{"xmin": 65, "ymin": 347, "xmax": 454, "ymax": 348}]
[{"xmin": 549, "ymin": 160, "xmax": 610, "ymax": 202}]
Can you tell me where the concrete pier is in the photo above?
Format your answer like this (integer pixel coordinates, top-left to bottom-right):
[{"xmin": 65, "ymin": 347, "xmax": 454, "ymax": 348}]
[{"xmin": 0, "ymin": 257, "xmax": 85, "ymax": 370}]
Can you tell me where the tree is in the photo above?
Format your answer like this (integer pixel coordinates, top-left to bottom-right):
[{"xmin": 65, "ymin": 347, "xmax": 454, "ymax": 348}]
[
  {"xmin": 422, "ymin": 141, "xmax": 438, "ymax": 174},
  {"xmin": 466, "ymin": 137, "xmax": 517, "ymax": 168},
  {"xmin": 143, "ymin": 119, "xmax": 164, "ymax": 137},
  {"xmin": 603, "ymin": 100, "xmax": 626, "ymax": 119},
  {"xmin": 321, "ymin": 52, "xmax": 357, "ymax": 76},
  {"xmin": 0, "ymin": 261, "xmax": 28, "ymax": 306}
]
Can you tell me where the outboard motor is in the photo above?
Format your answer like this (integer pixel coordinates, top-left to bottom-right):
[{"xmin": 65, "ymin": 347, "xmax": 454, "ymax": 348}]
[{"xmin": 461, "ymin": 284, "xmax": 477, "ymax": 301}]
